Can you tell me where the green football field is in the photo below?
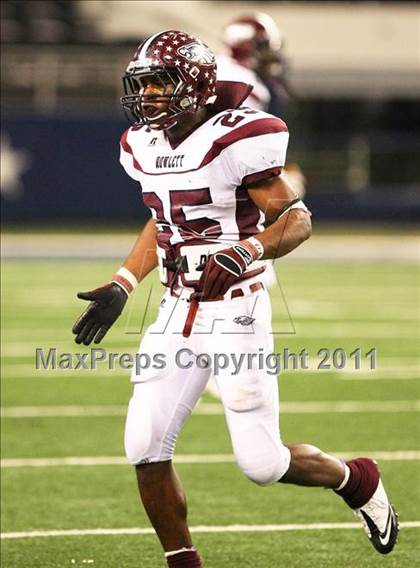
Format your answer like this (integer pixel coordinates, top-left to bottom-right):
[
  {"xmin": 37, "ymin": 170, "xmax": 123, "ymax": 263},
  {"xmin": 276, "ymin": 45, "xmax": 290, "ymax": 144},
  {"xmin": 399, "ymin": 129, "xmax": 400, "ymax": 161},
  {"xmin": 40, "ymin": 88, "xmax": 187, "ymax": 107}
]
[{"xmin": 1, "ymin": 251, "xmax": 420, "ymax": 567}]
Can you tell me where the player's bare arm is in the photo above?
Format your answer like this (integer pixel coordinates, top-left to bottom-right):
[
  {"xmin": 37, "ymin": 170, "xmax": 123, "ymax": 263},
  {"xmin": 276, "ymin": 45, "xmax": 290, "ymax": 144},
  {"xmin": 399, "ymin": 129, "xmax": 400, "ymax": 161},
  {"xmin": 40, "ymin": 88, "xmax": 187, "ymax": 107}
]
[
  {"xmin": 247, "ymin": 174, "xmax": 312, "ymax": 259},
  {"xmin": 120, "ymin": 217, "xmax": 158, "ymax": 280},
  {"xmin": 72, "ymin": 218, "xmax": 157, "ymax": 345},
  {"xmin": 194, "ymin": 176, "xmax": 310, "ymax": 301}
]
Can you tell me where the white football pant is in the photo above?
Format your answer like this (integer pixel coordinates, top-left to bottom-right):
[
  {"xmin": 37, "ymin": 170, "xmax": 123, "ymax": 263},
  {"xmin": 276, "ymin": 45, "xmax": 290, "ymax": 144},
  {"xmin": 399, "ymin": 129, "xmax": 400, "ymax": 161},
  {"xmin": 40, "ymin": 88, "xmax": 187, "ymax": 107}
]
[{"xmin": 124, "ymin": 278, "xmax": 291, "ymax": 485}]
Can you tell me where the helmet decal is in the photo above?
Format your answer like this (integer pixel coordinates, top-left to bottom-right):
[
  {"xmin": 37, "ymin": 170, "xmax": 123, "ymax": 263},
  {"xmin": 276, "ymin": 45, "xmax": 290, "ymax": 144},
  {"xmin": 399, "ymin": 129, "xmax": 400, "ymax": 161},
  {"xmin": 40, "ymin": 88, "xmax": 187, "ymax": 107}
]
[{"xmin": 177, "ymin": 42, "xmax": 216, "ymax": 65}]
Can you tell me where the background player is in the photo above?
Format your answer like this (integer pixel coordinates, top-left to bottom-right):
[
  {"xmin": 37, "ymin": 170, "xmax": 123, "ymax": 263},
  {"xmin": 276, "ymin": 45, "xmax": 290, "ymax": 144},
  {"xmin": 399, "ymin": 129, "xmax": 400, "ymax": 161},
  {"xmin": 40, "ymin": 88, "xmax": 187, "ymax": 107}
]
[
  {"xmin": 218, "ymin": 12, "xmax": 289, "ymax": 112},
  {"xmin": 73, "ymin": 30, "xmax": 399, "ymax": 568},
  {"xmin": 218, "ymin": 12, "xmax": 305, "ymax": 197},
  {"xmin": 218, "ymin": 13, "xmax": 305, "ymax": 296}
]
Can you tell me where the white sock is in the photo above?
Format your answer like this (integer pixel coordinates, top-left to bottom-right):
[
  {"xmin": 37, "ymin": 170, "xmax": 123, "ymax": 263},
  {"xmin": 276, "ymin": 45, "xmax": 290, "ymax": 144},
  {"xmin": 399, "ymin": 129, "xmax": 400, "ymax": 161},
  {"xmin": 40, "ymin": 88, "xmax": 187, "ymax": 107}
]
[
  {"xmin": 165, "ymin": 547, "xmax": 196, "ymax": 558},
  {"xmin": 335, "ymin": 463, "xmax": 350, "ymax": 491}
]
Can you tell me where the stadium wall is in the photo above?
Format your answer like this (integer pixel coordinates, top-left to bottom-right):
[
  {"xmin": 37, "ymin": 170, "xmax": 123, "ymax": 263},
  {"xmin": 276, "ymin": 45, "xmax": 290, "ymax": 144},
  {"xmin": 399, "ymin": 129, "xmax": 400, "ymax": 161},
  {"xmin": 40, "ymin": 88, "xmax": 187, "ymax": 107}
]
[{"xmin": 2, "ymin": 114, "xmax": 419, "ymax": 224}]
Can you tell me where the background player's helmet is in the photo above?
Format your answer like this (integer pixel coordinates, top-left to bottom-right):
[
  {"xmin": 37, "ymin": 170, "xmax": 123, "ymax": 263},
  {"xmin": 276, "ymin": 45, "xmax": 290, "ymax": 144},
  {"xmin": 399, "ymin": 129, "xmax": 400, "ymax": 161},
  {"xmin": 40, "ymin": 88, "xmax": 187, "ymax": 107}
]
[
  {"xmin": 121, "ymin": 30, "xmax": 217, "ymax": 130},
  {"xmin": 223, "ymin": 13, "xmax": 283, "ymax": 74}
]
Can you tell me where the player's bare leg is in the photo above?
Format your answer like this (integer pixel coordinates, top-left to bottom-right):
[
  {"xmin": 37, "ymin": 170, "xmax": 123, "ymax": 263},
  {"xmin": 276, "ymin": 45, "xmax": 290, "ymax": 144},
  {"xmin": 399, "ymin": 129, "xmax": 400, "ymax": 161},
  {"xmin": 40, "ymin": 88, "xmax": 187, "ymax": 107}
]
[
  {"xmin": 281, "ymin": 443, "xmax": 345, "ymax": 487},
  {"xmin": 280, "ymin": 443, "xmax": 399, "ymax": 554},
  {"xmin": 136, "ymin": 461, "xmax": 202, "ymax": 567}
]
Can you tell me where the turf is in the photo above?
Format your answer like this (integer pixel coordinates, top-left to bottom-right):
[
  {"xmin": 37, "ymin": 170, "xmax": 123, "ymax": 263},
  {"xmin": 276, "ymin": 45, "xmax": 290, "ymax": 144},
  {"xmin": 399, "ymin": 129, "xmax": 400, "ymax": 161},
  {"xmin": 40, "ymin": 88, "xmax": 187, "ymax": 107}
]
[
  {"xmin": 3, "ymin": 530, "xmax": 420, "ymax": 568},
  {"xmin": 1, "ymin": 253, "xmax": 419, "ymax": 567}
]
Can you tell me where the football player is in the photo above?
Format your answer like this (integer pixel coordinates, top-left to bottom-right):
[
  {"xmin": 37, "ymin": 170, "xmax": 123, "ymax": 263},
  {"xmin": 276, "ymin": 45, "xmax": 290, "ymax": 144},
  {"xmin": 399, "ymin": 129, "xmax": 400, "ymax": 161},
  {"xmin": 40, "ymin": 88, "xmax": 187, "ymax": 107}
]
[
  {"xmin": 72, "ymin": 31, "xmax": 398, "ymax": 568},
  {"xmin": 218, "ymin": 12, "xmax": 305, "ymax": 191},
  {"xmin": 218, "ymin": 13, "xmax": 305, "ymax": 294},
  {"xmin": 218, "ymin": 13, "xmax": 286, "ymax": 110}
]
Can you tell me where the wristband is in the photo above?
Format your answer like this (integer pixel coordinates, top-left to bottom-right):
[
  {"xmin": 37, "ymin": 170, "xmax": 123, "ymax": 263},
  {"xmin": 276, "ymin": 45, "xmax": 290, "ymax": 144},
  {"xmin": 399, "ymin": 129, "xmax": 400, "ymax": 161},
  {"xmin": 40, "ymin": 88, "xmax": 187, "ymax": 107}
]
[
  {"xmin": 279, "ymin": 199, "xmax": 309, "ymax": 218},
  {"xmin": 246, "ymin": 236, "xmax": 264, "ymax": 260},
  {"xmin": 112, "ymin": 267, "xmax": 138, "ymax": 295}
]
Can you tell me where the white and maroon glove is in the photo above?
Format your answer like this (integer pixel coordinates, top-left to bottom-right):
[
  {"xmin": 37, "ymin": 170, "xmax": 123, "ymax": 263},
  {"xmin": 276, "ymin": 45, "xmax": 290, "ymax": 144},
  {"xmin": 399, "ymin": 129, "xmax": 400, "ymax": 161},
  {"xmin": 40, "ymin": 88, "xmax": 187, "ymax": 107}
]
[{"xmin": 194, "ymin": 237, "xmax": 264, "ymax": 300}]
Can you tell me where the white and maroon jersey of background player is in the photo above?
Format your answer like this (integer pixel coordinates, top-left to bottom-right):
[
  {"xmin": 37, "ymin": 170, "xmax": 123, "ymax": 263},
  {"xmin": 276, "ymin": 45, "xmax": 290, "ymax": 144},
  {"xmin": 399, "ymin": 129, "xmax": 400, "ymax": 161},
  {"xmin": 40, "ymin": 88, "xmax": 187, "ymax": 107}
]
[
  {"xmin": 216, "ymin": 54, "xmax": 270, "ymax": 111},
  {"xmin": 119, "ymin": 81, "xmax": 288, "ymax": 285}
]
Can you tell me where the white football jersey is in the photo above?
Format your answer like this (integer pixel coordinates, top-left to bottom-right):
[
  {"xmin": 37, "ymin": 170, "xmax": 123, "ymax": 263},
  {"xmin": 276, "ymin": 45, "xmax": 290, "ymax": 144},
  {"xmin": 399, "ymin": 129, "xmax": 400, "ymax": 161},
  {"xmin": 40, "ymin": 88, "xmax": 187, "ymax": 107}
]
[
  {"xmin": 120, "ymin": 97, "xmax": 289, "ymax": 259},
  {"xmin": 216, "ymin": 55, "xmax": 270, "ymax": 111}
]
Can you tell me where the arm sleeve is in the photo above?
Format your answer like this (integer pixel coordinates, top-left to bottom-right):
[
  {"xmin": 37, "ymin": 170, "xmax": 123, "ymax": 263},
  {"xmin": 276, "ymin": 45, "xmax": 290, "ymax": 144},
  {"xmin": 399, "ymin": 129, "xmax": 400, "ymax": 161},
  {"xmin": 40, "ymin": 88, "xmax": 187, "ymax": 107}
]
[{"xmin": 219, "ymin": 117, "xmax": 289, "ymax": 188}]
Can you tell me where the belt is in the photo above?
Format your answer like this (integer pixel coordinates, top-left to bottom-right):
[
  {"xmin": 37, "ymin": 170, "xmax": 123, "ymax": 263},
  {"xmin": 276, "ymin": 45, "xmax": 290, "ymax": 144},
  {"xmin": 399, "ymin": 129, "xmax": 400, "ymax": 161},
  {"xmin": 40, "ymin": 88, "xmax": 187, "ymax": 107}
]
[
  {"xmin": 162, "ymin": 255, "xmax": 188, "ymax": 273},
  {"xmin": 172, "ymin": 280, "xmax": 264, "ymax": 300},
  {"xmin": 204, "ymin": 280, "xmax": 264, "ymax": 302},
  {"xmin": 182, "ymin": 281, "xmax": 264, "ymax": 337}
]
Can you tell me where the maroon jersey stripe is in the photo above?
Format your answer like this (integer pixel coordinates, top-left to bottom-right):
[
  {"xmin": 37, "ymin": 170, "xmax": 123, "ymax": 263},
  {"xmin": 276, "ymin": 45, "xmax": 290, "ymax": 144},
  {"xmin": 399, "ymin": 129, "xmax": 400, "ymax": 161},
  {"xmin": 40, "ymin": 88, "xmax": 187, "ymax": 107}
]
[
  {"xmin": 242, "ymin": 166, "xmax": 282, "ymax": 187},
  {"xmin": 235, "ymin": 185, "xmax": 262, "ymax": 239},
  {"xmin": 199, "ymin": 117, "xmax": 288, "ymax": 168},
  {"xmin": 120, "ymin": 129, "xmax": 143, "ymax": 172}
]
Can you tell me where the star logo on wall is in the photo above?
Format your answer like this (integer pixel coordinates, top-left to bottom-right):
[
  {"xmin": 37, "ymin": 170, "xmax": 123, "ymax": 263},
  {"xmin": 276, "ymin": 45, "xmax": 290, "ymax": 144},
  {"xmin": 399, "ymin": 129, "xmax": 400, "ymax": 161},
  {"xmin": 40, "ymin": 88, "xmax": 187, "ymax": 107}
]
[{"xmin": 1, "ymin": 133, "xmax": 31, "ymax": 199}]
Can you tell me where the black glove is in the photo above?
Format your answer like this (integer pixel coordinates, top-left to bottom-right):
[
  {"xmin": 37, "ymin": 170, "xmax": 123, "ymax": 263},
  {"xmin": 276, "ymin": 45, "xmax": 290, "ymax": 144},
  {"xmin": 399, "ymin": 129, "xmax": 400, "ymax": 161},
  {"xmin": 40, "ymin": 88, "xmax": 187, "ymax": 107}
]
[{"xmin": 72, "ymin": 283, "xmax": 128, "ymax": 345}]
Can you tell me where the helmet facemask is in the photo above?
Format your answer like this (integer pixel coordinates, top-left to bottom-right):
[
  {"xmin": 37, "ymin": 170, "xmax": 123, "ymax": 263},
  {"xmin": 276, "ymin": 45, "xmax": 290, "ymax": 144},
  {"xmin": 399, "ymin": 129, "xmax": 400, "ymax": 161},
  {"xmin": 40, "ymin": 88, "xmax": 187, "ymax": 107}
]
[{"xmin": 121, "ymin": 67, "xmax": 197, "ymax": 130}]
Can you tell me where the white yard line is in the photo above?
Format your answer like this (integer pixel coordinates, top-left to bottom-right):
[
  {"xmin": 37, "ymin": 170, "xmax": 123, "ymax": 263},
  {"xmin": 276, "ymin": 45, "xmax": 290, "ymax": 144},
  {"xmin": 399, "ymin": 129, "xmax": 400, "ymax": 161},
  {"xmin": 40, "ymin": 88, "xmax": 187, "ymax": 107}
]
[
  {"xmin": 340, "ymin": 369, "xmax": 420, "ymax": 380},
  {"xmin": 2, "ymin": 451, "xmax": 420, "ymax": 469},
  {"xmin": 2, "ymin": 521, "xmax": 420, "ymax": 540},
  {"xmin": 2, "ymin": 400, "xmax": 419, "ymax": 418},
  {"xmin": 246, "ymin": 400, "xmax": 420, "ymax": 413},
  {"xmin": 0, "ymin": 454, "xmax": 234, "ymax": 468},
  {"xmin": 279, "ymin": 400, "xmax": 420, "ymax": 413},
  {"xmin": 2, "ymin": 363, "xmax": 419, "ymax": 380},
  {"xmin": 1, "ymin": 405, "xmax": 128, "ymax": 418}
]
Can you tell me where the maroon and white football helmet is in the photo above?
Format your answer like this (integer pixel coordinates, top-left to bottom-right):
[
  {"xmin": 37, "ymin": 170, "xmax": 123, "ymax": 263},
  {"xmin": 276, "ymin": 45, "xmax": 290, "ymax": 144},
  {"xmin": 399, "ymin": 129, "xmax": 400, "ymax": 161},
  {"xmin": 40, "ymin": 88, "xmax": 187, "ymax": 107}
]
[
  {"xmin": 223, "ymin": 13, "xmax": 283, "ymax": 72},
  {"xmin": 121, "ymin": 30, "xmax": 217, "ymax": 130}
]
